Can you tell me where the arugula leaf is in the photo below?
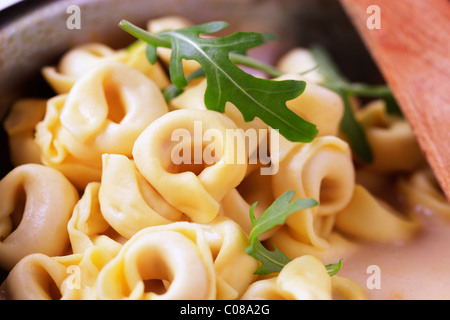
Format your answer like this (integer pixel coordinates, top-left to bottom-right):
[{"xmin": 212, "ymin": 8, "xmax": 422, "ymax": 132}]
[
  {"xmin": 245, "ymin": 191, "xmax": 343, "ymax": 277},
  {"xmin": 162, "ymin": 67, "xmax": 205, "ymax": 102},
  {"xmin": 160, "ymin": 53, "xmax": 319, "ymax": 102},
  {"xmin": 309, "ymin": 44, "xmax": 373, "ymax": 163},
  {"xmin": 245, "ymin": 238, "xmax": 292, "ymax": 275},
  {"xmin": 335, "ymin": 88, "xmax": 374, "ymax": 164},
  {"xmin": 342, "ymin": 82, "xmax": 403, "ymax": 117},
  {"xmin": 309, "ymin": 44, "xmax": 403, "ymax": 163},
  {"xmin": 145, "ymin": 43, "xmax": 158, "ymax": 65},
  {"xmin": 248, "ymin": 190, "xmax": 318, "ymax": 244},
  {"xmin": 325, "ymin": 259, "xmax": 343, "ymax": 277},
  {"xmin": 245, "ymin": 191, "xmax": 318, "ymax": 275},
  {"xmin": 119, "ymin": 20, "xmax": 318, "ymax": 143}
]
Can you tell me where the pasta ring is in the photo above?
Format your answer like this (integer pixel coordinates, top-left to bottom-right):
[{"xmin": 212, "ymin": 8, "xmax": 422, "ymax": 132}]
[
  {"xmin": 0, "ymin": 164, "xmax": 79, "ymax": 270},
  {"xmin": 133, "ymin": 109, "xmax": 247, "ymax": 223}
]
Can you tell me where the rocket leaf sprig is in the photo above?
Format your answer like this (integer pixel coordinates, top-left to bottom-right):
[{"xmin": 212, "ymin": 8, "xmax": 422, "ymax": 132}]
[
  {"xmin": 244, "ymin": 190, "xmax": 342, "ymax": 276},
  {"xmin": 119, "ymin": 19, "xmax": 318, "ymax": 143}
]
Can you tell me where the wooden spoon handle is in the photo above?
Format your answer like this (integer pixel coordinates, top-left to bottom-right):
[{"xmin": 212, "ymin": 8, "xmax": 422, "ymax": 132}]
[{"xmin": 339, "ymin": 0, "xmax": 450, "ymax": 200}]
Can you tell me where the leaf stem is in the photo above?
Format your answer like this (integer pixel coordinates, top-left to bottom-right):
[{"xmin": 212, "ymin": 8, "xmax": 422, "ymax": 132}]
[
  {"xmin": 119, "ymin": 19, "xmax": 171, "ymax": 48},
  {"xmin": 229, "ymin": 52, "xmax": 284, "ymax": 77}
]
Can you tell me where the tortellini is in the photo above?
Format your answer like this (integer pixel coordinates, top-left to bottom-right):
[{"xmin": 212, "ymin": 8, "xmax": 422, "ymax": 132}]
[
  {"xmin": 335, "ymin": 184, "xmax": 421, "ymax": 242},
  {"xmin": 1, "ymin": 253, "xmax": 69, "ymax": 300},
  {"xmin": 355, "ymin": 99, "xmax": 426, "ymax": 173},
  {"xmin": 220, "ymin": 169, "xmax": 277, "ymax": 239},
  {"xmin": 41, "ymin": 42, "xmax": 169, "ymax": 94},
  {"xmin": 99, "ymin": 153, "xmax": 183, "ymax": 238},
  {"xmin": 396, "ymin": 168, "xmax": 450, "ymax": 217},
  {"xmin": 3, "ymin": 98, "xmax": 46, "ymax": 166},
  {"xmin": 1, "ymin": 243, "xmax": 120, "ymax": 300},
  {"xmin": 67, "ymin": 181, "xmax": 124, "ymax": 255},
  {"xmin": 271, "ymin": 136, "xmax": 355, "ymax": 249},
  {"xmin": 96, "ymin": 217, "xmax": 257, "ymax": 300},
  {"xmin": 35, "ymin": 61, "xmax": 168, "ymax": 189},
  {"xmin": 200, "ymin": 216, "xmax": 258, "ymax": 299},
  {"xmin": 275, "ymin": 73, "xmax": 344, "ymax": 138},
  {"xmin": 170, "ymin": 78, "xmax": 269, "ymax": 165},
  {"xmin": 0, "ymin": 164, "xmax": 78, "ymax": 270},
  {"xmin": 276, "ymin": 47, "xmax": 325, "ymax": 83},
  {"xmin": 96, "ymin": 222, "xmax": 217, "ymax": 300},
  {"xmin": 132, "ymin": 109, "xmax": 247, "ymax": 223},
  {"xmin": 241, "ymin": 255, "xmax": 366, "ymax": 300}
]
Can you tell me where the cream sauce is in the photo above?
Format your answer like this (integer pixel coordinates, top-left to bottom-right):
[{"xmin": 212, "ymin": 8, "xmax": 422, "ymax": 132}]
[{"xmin": 338, "ymin": 207, "xmax": 450, "ymax": 300}]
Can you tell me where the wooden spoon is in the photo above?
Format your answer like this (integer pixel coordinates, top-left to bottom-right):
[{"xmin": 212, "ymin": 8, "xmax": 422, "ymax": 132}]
[{"xmin": 338, "ymin": 0, "xmax": 450, "ymax": 201}]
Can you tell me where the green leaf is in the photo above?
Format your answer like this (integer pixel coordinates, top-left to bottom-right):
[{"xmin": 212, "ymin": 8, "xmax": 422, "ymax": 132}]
[
  {"xmin": 325, "ymin": 259, "xmax": 343, "ymax": 277},
  {"xmin": 309, "ymin": 44, "xmax": 404, "ymax": 162},
  {"xmin": 145, "ymin": 43, "xmax": 158, "ymax": 65},
  {"xmin": 162, "ymin": 67, "xmax": 205, "ymax": 102},
  {"xmin": 335, "ymin": 87, "xmax": 374, "ymax": 163},
  {"xmin": 228, "ymin": 51, "xmax": 284, "ymax": 78},
  {"xmin": 245, "ymin": 239, "xmax": 292, "ymax": 275},
  {"xmin": 119, "ymin": 19, "xmax": 318, "ymax": 143},
  {"xmin": 309, "ymin": 44, "xmax": 375, "ymax": 163},
  {"xmin": 245, "ymin": 191, "xmax": 343, "ymax": 276},
  {"xmin": 383, "ymin": 93, "xmax": 403, "ymax": 117},
  {"xmin": 341, "ymin": 83, "xmax": 403, "ymax": 117},
  {"xmin": 245, "ymin": 190, "xmax": 318, "ymax": 275},
  {"xmin": 248, "ymin": 190, "xmax": 318, "ymax": 244}
]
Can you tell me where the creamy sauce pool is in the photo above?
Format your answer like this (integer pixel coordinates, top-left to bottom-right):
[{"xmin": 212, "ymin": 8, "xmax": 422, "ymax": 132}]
[{"xmin": 337, "ymin": 207, "xmax": 450, "ymax": 299}]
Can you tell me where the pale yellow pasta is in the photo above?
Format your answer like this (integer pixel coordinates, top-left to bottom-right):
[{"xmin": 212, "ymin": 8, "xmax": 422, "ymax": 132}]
[
  {"xmin": 267, "ymin": 229, "xmax": 357, "ymax": 262},
  {"xmin": 241, "ymin": 255, "xmax": 335, "ymax": 300},
  {"xmin": 220, "ymin": 189, "xmax": 255, "ymax": 236},
  {"xmin": 396, "ymin": 168, "xmax": 450, "ymax": 217},
  {"xmin": 239, "ymin": 277, "xmax": 283, "ymax": 299},
  {"xmin": 123, "ymin": 41, "xmax": 170, "ymax": 89},
  {"xmin": 54, "ymin": 43, "xmax": 123, "ymax": 77},
  {"xmin": 275, "ymin": 74, "xmax": 344, "ymax": 137},
  {"xmin": 356, "ymin": 99, "xmax": 426, "ymax": 172},
  {"xmin": 33, "ymin": 94, "xmax": 104, "ymax": 189},
  {"xmin": 0, "ymin": 164, "xmax": 79, "ymax": 270},
  {"xmin": 334, "ymin": 184, "xmax": 421, "ymax": 243},
  {"xmin": 276, "ymin": 47, "xmax": 325, "ymax": 83},
  {"xmin": 170, "ymin": 78, "xmax": 268, "ymax": 132},
  {"xmin": 3, "ymin": 98, "xmax": 46, "ymax": 166},
  {"xmin": 42, "ymin": 43, "xmax": 126, "ymax": 94},
  {"xmin": 276, "ymin": 255, "xmax": 333, "ymax": 299},
  {"xmin": 170, "ymin": 78, "xmax": 269, "ymax": 164},
  {"xmin": 2, "ymin": 241, "xmax": 120, "ymax": 300},
  {"xmin": 220, "ymin": 169, "xmax": 277, "ymax": 240},
  {"xmin": 271, "ymin": 136, "xmax": 355, "ymax": 248},
  {"xmin": 68, "ymin": 182, "xmax": 125, "ymax": 255},
  {"xmin": 1, "ymin": 253, "xmax": 68, "ymax": 300},
  {"xmin": 58, "ymin": 243, "xmax": 121, "ymax": 300},
  {"xmin": 41, "ymin": 42, "xmax": 169, "ymax": 94},
  {"xmin": 99, "ymin": 153, "xmax": 184, "ymax": 238},
  {"xmin": 199, "ymin": 216, "xmax": 258, "ymax": 299},
  {"xmin": 331, "ymin": 275, "xmax": 368, "ymax": 300},
  {"xmin": 96, "ymin": 222, "xmax": 216, "ymax": 300},
  {"xmin": 132, "ymin": 109, "xmax": 247, "ymax": 223},
  {"xmin": 271, "ymin": 74, "xmax": 344, "ymax": 163},
  {"xmin": 35, "ymin": 61, "xmax": 168, "ymax": 189}
]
